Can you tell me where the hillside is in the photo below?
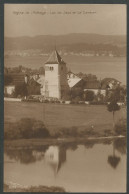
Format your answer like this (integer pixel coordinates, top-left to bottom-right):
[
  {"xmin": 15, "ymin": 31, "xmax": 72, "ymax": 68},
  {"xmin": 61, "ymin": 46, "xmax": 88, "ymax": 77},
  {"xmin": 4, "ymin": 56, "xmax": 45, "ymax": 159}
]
[{"xmin": 4, "ymin": 33, "xmax": 126, "ymax": 51}]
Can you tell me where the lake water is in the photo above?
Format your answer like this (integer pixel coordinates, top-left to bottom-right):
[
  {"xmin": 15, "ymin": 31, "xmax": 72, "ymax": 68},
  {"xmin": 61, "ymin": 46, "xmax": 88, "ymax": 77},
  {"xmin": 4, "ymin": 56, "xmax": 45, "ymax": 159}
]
[
  {"xmin": 5, "ymin": 55, "xmax": 126, "ymax": 84},
  {"xmin": 4, "ymin": 138, "xmax": 126, "ymax": 192}
]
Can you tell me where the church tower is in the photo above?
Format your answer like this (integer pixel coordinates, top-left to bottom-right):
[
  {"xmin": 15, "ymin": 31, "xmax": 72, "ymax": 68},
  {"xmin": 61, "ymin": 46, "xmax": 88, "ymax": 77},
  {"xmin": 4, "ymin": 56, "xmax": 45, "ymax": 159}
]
[{"xmin": 44, "ymin": 50, "xmax": 69, "ymax": 99}]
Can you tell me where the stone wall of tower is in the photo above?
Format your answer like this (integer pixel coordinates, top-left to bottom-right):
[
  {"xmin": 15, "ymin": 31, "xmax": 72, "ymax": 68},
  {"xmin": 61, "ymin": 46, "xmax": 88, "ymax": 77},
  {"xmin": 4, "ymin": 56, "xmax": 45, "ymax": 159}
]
[
  {"xmin": 59, "ymin": 63, "xmax": 69, "ymax": 99},
  {"xmin": 44, "ymin": 63, "xmax": 61, "ymax": 99}
]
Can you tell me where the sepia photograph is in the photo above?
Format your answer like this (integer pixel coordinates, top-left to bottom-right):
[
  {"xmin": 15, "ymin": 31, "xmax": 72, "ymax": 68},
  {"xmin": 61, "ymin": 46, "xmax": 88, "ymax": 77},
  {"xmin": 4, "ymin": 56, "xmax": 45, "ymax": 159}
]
[{"xmin": 4, "ymin": 3, "xmax": 127, "ymax": 192}]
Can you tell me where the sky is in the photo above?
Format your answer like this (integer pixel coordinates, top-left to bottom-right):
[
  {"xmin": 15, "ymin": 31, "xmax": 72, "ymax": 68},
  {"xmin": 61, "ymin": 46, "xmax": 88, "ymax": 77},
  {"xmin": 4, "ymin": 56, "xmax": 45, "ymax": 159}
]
[{"xmin": 4, "ymin": 4, "xmax": 127, "ymax": 37}]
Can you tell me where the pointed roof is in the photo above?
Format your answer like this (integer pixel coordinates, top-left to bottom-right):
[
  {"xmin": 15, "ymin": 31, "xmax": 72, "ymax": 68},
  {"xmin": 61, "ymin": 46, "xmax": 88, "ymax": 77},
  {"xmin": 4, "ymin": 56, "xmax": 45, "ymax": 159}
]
[{"xmin": 45, "ymin": 50, "xmax": 66, "ymax": 65}]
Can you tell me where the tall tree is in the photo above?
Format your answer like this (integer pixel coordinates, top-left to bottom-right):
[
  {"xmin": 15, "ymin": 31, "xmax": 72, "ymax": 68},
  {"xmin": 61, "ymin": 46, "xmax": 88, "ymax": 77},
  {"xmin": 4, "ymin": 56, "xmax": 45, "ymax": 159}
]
[
  {"xmin": 107, "ymin": 100, "xmax": 120, "ymax": 129},
  {"xmin": 107, "ymin": 89, "xmax": 120, "ymax": 129}
]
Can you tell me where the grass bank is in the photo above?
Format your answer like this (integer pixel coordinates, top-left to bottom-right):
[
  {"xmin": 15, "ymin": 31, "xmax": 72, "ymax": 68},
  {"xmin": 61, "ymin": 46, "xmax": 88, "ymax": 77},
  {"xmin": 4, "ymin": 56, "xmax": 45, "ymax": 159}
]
[
  {"xmin": 4, "ymin": 183, "xmax": 65, "ymax": 192},
  {"xmin": 4, "ymin": 101, "xmax": 126, "ymax": 132}
]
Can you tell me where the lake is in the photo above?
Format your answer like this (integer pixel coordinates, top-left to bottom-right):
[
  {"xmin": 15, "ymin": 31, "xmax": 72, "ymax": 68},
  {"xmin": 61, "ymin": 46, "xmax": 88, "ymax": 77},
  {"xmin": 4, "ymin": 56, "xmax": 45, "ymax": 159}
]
[
  {"xmin": 5, "ymin": 55, "xmax": 126, "ymax": 84},
  {"xmin": 4, "ymin": 137, "xmax": 126, "ymax": 192}
]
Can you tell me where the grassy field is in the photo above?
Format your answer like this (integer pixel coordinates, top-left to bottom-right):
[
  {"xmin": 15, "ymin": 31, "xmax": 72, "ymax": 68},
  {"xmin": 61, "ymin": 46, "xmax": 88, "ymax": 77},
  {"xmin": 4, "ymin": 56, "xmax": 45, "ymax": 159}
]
[{"xmin": 4, "ymin": 101, "xmax": 126, "ymax": 134}]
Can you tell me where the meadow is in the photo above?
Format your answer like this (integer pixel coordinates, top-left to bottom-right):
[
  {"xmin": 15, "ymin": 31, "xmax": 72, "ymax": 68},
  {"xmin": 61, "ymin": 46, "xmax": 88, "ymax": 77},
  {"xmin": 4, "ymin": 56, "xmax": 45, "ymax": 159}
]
[{"xmin": 4, "ymin": 101, "xmax": 126, "ymax": 135}]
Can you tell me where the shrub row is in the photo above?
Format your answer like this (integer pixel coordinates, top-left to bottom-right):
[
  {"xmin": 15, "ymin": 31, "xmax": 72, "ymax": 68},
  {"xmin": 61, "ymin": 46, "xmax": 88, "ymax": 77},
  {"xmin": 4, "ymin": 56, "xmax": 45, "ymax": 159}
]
[
  {"xmin": 115, "ymin": 118, "xmax": 127, "ymax": 135},
  {"xmin": 4, "ymin": 118, "xmax": 50, "ymax": 140}
]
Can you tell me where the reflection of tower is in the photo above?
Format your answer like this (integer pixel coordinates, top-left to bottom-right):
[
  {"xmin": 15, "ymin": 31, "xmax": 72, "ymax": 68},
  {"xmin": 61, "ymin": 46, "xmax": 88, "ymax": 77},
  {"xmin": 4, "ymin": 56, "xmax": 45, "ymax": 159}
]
[
  {"xmin": 44, "ymin": 146, "xmax": 66, "ymax": 175},
  {"xmin": 43, "ymin": 50, "xmax": 69, "ymax": 99}
]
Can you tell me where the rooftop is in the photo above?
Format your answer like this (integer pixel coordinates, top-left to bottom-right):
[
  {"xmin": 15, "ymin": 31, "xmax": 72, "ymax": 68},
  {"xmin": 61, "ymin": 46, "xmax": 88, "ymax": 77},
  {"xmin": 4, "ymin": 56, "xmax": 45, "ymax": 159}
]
[{"xmin": 45, "ymin": 50, "xmax": 66, "ymax": 65}]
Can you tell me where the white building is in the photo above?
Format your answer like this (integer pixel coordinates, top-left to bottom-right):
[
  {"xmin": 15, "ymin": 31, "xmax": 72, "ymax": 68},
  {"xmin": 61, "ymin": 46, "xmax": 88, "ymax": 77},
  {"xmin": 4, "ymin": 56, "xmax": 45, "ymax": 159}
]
[
  {"xmin": 4, "ymin": 85, "xmax": 15, "ymax": 95},
  {"xmin": 43, "ymin": 50, "xmax": 69, "ymax": 99},
  {"xmin": 67, "ymin": 71, "xmax": 82, "ymax": 88}
]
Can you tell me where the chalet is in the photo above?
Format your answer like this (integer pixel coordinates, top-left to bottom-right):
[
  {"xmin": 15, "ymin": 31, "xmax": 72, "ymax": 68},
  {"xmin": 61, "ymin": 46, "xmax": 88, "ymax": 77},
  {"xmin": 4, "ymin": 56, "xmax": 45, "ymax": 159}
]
[
  {"xmin": 67, "ymin": 71, "xmax": 85, "ymax": 89},
  {"xmin": 84, "ymin": 80, "xmax": 106, "ymax": 96},
  {"xmin": 32, "ymin": 74, "xmax": 45, "ymax": 95}
]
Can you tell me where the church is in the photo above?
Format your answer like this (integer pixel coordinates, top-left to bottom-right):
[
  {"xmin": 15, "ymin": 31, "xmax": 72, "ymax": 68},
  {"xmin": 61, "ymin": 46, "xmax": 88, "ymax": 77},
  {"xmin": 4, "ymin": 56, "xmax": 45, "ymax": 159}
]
[{"xmin": 42, "ymin": 49, "xmax": 69, "ymax": 99}]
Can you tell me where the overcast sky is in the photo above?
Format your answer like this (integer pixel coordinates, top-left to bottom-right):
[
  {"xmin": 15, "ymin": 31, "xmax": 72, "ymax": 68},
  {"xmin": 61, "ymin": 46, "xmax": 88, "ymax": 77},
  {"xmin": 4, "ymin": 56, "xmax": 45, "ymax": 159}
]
[{"xmin": 4, "ymin": 4, "xmax": 126, "ymax": 37}]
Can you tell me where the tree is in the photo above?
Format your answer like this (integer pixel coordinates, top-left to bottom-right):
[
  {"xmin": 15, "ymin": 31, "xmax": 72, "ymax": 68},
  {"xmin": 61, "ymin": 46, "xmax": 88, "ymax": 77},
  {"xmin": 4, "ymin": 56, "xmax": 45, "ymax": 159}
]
[
  {"xmin": 14, "ymin": 83, "xmax": 28, "ymax": 98},
  {"xmin": 70, "ymin": 87, "xmax": 83, "ymax": 101},
  {"xmin": 4, "ymin": 74, "xmax": 13, "ymax": 85},
  {"xmin": 39, "ymin": 67, "xmax": 45, "ymax": 75},
  {"xmin": 84, "ymin": 90, "xmax": 95, "ymax": 101},
  {"xmin": 107, "ymin": 100, "xmax": 120, "ymax": 129},
  {"xmin": 107, "ymin": 89, "xmax": 120, "ymax": 129}
]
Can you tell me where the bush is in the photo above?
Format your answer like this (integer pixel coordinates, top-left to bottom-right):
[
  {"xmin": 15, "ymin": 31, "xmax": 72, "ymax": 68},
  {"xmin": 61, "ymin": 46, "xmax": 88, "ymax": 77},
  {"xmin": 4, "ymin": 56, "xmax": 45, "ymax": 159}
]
[
  {"xmin": 32, "ymin": 120, "xmax": 50, "ymax": 138},
  {"xmin": 84, "ymin": 90, "xmax": 95, "ymax": 101},
  {"xmin": 70, "ymin": 101, "xmax": 75, "ymax": 104},
  {"xmin": 90, "ymin": 101, "xmax": 106, "ymax": 105},
  {"xmin": 4, "ymin": 123, "xmax": 22, "ymax": 140},
  {"xmin": 115, "ymin": 118, "xmax": 126, "ymax": 135},
  {"xmin": 54, "ymin": 127, "xmax": 78, "ymax": 137},
  {"xmin": 72, "ymin": 96, "xmax": 81, "ymax": 104},
  {"xmin": 79, "ymin": 101, "xmax": 85, "ymax": 104},
  {"xmin": 44, "ymin": 99, "xmax": 49, "ymax": 103},
  {"xmin": 4, "ymin": 118, "xmax": 50, "ymax": 140},
  {"xmin": 18, "ymin": 118, "xmax": 34, "ymax": 138}
]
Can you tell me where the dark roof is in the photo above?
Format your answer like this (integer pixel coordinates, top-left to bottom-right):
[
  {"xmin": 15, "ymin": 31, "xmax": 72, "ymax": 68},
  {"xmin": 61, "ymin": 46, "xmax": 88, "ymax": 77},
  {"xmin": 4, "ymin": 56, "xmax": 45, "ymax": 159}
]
[
  {"xmin": 67, "ymin": 71, "xmax": 79, "ymax": 78},
  {"xmin": 45, "ymin": 50, "xmax": 66, "ymax": 65},
  {"xmin": 28, "ymin": 78, "xmax": 41, "ymax": 86},
  {"xmin": 10, "ymin": 73, "xmax": 25, "ymax": 86},
  {"xmin": 84, "ymin": 80, "xmax": 101, "ymax": 89}
]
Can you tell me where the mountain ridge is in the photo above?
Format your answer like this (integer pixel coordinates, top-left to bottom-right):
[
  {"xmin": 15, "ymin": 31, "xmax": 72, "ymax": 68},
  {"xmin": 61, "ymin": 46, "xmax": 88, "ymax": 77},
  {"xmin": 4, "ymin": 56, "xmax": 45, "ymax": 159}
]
[{"xmin": 5, "ymin": 33, "xmax": 126, "ymax": 51}]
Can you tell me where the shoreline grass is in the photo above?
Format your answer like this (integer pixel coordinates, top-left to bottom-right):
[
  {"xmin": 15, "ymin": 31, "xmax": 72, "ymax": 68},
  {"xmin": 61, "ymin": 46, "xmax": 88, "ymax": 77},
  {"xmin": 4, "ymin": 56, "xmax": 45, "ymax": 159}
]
[
  {"xmin": 4, "ymin": 183, "xmax": 65, "ymax": 192},
  {"xmin": 4, "ymin": 135, "xmax": 126, "ymax": 150}
]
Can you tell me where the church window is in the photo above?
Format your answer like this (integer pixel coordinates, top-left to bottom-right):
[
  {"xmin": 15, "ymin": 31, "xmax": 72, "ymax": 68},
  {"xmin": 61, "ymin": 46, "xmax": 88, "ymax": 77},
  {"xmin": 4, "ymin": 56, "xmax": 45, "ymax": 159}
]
[{"xmin": 50, "ymin": 67, "xmax": 54, "ymax": 71}]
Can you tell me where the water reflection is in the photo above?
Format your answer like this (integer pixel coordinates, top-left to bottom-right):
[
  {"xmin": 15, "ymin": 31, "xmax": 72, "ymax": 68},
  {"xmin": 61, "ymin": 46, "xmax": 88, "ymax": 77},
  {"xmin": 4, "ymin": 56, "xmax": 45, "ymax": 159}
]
[
  {"xmin": 45, "ymin": 146, "xmax": 66, "ymax": 174},
  {"xmin": 114, "ymin": 138, "xmax": 126, "ymax": 155},
  {"xmin": 4, "ymin": 138, "xmax": 126, "ymax": 192},
  {"xmin": 5, "ymin": 138, "xmax": 126, "ymax": 168},
  {"xmin": 107, "ymin": 138, "xmax": 126, "ymax": 169},
  {"xmin": 5, "ymin": 146, "xmax": 49, "ymax": 164}
]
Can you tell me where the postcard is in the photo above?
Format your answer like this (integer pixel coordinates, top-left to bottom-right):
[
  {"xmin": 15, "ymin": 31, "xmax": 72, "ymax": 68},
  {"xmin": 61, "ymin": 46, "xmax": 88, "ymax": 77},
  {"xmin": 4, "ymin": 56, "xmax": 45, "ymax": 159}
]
[{"xmin": 3, "ymin": 3, "xmax": 127, "ymax": 192}]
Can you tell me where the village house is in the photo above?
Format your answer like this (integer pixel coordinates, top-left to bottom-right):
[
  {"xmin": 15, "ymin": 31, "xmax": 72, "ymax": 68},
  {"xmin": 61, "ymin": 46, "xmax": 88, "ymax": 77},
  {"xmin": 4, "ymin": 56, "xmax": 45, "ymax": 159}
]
[
  {"xmin": 4, "ymin": 85, "xmax": 15, "ymax": 96},
  {"xmin": 84, "ymin": 80, "xmax": 106, "ymax": 96},
  {"xmin": 4, "ymin": 50, "xmax": 122, "ymax": 101},
  {"xmin": 31, "ymin": 74, "xmax": 45, "ymax": 95},
  {"xmin": 4, "ymin": 72, "xmax": 41, "ymax": 97},
  {"xmin": 67, "ymin": 71, "xmax": 85, "ymax": 89},
  {"xmin": 4, "ymin": 73, "xmax": 25, "ymax": 96}
]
